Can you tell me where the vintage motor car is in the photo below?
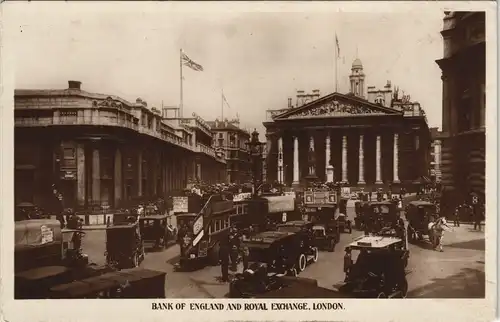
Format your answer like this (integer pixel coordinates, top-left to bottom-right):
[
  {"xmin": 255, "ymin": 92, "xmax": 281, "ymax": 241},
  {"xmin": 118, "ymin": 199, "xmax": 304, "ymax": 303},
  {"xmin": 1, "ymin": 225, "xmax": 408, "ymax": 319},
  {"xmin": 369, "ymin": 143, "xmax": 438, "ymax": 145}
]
[
  {"xmin": 105, "ymin": 217, "xmax": 145, "ymax": 269},
  {"xmin": 229, "ymin": 267, "xmax": 348, "ymax": 298},
  {"xmin": 14, "ymin": 218, "xmax": 109, "ymax": 299},
  {"xmin": 405, "ymin": 200, "xmax": 438, "ymax": 243},
  {"xmin": 354, "ymin": 201, "xmax": 370, "ymax": 230},
  {"xmin": 139, "ymin": 214, "xmax": 174, "ymax": 250},
  {"xmin": 249, "ymin": 228, "xmax": 317, "ymax": 273},
  {"xmin": 361, "ymin": 201, "xmax": 402, "ymax": 235},
  {"xmin": 49, "ymin": 267, "xmax": 167, "ymax": 299},
  {"xmin": 336, "ymin": 198, "xmax": 352, "ymax": 233},
  {"xmin": 340, "ymin": 235, "xmax": 409, "ymax": 298}
]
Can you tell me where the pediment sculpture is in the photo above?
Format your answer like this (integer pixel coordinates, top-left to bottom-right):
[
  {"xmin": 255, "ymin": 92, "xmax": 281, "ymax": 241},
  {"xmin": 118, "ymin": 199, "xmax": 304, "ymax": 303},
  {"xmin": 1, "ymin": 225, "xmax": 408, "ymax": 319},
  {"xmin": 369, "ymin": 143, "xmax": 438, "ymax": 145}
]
[
  {"xmin": 286, "ymin": 100, "xmax": 385, "ymax": 119},
  {"xmin": 94, "ymin": 97, "xmax": 124, "ymax": 109}
]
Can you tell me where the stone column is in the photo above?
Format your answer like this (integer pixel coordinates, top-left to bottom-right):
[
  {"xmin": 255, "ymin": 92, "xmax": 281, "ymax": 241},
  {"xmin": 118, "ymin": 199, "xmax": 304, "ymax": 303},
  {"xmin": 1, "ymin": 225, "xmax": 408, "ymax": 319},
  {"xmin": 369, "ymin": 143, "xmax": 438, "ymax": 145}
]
[
  {"xmin": 152, "ymin": 153, "xmax": 158, "ymax": 196},
  {"xmin": 325, "ymin": 132, "xmax": 331, "ymax": 173},
  {"xmin": 76, "ymin": 143, "xmax": 86, "ymax": 207},
  {"xmin": 309, "ymin": 134, "xmax": 315, "ymax": 176},
  {"xmin": 393, "ymin": 133, "xmax": 400, "ymax": 183},
  {"xmin": 91, "ymin": 148, "xmax": 100, "ymax": 204},
  {"xmin": 292, "ymin": 136, "xmax": 299, "ymax": 184},
  {"xmin": 278, "ymin": 136, "xmax": 283, "ymax": 184},
  {"xmin": 358, "ymin": 134, "xmax": 365, "ymax": 184},
  {"xmin": 376, "ymin": 135, "xmax": 383, "ymax": 184},
  {"xmin": 137, "ymin": 150, "xmax": 143, "ymax": 197},
  {"xmin": 114, "ymin": 148, "xmax": 122, "ymax": 207},
  {"xmin": 341, "ymin": 135, "xmax": 348, "ymax": 183}
]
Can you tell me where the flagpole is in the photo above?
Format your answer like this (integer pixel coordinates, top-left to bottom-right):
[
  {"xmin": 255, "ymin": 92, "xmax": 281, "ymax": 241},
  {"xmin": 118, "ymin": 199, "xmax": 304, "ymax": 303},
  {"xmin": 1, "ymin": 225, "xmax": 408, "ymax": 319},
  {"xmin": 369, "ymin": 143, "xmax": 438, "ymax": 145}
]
[
  {"xmin": 180, "ymin": 48, "xmax": 184, "ymax": 118},
  {"xmin": 335, "ymin": 35, "xmax": 338, "ymax": 93},
  {"xmin": 221, "ymin": 89, "xmax": 224, "ymax": 121}
]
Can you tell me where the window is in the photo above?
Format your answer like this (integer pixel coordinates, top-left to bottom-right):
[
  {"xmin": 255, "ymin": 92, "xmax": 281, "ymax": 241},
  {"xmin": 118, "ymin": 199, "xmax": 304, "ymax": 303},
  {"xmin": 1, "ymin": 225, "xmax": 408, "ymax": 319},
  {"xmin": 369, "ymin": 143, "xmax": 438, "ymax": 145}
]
[
  {"xmin": 215, "ymin": 220, "xmax": 221, "ymax": 231},
  {"xmin": 63, "ymin": 147, "xmax": 75, "ymax": 160},
  {"xmin": 224, "ymin": 218, "xmax": 230, "ymax": 228}
]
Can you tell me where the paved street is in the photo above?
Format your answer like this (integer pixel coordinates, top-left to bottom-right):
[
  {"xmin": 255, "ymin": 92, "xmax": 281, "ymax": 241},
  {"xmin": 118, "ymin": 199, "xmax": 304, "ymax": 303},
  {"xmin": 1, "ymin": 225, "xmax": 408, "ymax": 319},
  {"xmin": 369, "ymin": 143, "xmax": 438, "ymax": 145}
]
[{"xmin": 82, "ymin": 199, "xmax": 485, "ymax": 298}]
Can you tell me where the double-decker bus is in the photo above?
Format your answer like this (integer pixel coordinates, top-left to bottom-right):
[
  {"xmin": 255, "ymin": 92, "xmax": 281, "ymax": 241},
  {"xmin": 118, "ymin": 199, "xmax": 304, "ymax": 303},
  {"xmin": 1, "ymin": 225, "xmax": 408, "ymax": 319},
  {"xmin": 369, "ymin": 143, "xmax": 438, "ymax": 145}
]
[
  {"xmin": 302, "ymin": 187, "xmax": 338, "ymax": 221},
  {"xmin": 175, "ymin": 194, "xmax": 234, "ymax": 269}
]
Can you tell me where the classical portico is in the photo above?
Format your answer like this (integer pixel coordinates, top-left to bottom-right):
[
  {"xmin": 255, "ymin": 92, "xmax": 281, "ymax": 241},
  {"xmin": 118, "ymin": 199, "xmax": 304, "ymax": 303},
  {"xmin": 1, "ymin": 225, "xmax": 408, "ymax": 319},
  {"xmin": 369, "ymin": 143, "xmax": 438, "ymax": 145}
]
[{"xmin": 264, "ymin": 59, "xmax": 429, "ymax": 189}]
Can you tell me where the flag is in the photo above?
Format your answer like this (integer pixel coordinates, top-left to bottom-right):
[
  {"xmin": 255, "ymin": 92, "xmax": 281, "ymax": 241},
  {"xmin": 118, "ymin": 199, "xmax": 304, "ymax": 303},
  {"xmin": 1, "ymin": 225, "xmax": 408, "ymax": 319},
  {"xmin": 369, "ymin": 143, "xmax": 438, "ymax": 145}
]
[
  {"xmin": 181, "ymin": 52, "xmax": 204, "ymax": 71},
  {"xmin": 335, "ymin": 33, "xmax": 340, "ymax": 56},
  {"xmin": 222, "ymin": 92, "xmax": 230, "ymax": 108}
]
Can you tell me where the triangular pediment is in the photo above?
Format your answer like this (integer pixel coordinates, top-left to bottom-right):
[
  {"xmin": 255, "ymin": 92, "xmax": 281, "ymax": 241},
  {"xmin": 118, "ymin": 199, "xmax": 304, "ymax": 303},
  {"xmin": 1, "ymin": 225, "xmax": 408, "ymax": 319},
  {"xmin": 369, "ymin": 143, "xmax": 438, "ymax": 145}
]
[{"xmin": 273, "ymin": 93, "xmax": 401, "ymax": 120}]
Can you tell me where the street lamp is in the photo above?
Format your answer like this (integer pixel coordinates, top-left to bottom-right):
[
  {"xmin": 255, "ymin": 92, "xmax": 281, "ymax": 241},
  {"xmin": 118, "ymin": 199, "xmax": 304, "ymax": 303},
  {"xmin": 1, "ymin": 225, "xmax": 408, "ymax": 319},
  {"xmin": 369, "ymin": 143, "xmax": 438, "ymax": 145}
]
[{"xmin": 245, "ymin": 129, "xmax": 265, "ymax": 197}]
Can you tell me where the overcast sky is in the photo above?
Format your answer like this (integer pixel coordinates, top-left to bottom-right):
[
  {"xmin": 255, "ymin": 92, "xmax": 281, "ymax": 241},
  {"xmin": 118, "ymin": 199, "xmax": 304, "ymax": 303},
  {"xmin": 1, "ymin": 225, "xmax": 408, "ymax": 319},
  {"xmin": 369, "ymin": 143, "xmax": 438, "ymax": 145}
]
[{"xmin": 8, "ymin": 3, "xmax": 445, "ymax": 135}]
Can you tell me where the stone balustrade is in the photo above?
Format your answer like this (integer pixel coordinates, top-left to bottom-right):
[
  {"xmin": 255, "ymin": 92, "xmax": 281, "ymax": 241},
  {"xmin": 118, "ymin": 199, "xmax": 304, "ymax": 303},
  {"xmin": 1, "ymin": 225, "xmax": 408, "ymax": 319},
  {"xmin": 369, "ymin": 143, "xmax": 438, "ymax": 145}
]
[{"xmin": 15, "ymin": 107, "xmax": 225, "ymax": 163}]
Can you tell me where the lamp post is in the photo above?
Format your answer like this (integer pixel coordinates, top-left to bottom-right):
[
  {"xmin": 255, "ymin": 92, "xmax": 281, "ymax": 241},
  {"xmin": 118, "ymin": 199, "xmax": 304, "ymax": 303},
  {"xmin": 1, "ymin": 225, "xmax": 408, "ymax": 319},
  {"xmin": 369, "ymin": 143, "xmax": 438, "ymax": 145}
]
[{"xmin": 246, "ymin": 129, "xmax": 265, "ymax": 198}]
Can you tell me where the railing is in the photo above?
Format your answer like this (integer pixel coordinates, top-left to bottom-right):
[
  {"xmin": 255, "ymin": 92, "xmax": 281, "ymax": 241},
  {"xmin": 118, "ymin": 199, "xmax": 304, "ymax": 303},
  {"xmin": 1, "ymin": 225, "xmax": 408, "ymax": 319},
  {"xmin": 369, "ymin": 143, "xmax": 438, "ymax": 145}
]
[{"xmin": 15, "ymin": 113, "xmax": 203, "ymax": 153}]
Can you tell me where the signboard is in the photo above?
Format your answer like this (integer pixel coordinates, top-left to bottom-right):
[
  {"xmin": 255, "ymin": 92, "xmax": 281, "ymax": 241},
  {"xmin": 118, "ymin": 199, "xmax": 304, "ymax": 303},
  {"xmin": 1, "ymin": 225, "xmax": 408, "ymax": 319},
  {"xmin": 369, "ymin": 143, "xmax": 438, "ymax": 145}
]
[
  {"xmin": 40, "ymin": 225, "xmax": 54, "ymax": 244},
  {"xmin": 304, "ymin": 191, "xmax": 336, "ymax": 205},
  {"xmin": 192, "ymin": 230, "xmax": 204, "ymax": 247},
  {"xmin": 193, "ymin": 216, "xmax": 203, "ymax": 235},
  {"xmin": 61, "ymin": 171, "xmax": 76, "ymax": 180},
  {"xmin": 172, "ymin": 197, "xmax": 188, "ymax": 213},
  {"xmin": 264, "ymin": 196, "xmax": 294, "ymax": 213},
  {"xmin": 233, "ymin": 193, "xmax": 252, "ymax": 202}
]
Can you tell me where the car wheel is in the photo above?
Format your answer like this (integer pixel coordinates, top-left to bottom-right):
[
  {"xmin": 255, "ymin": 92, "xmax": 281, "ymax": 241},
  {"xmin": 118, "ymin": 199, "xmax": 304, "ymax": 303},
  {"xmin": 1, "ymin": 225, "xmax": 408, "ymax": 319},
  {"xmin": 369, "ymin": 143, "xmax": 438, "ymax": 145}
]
[
  {"xmin": 132, "ymin": 253, "xmax": 139, "ymax": 267},
  {"xmin": 311, "ymin": 247, "xmax": 319, "ymax": 263},
  {"xmin": 328, "ymin": 239, "xmax": 336, "ymax": 252},
  {"xmin": 398, "ymin": 279, "xmax": 409, "ymax": 298},
  {"xmin": 377, "ymin": 292, "xmax": 387, "ymax": 298},
  {"xmin": 297, "ymin": 253, "xmax": 307, "ymax": 272}
]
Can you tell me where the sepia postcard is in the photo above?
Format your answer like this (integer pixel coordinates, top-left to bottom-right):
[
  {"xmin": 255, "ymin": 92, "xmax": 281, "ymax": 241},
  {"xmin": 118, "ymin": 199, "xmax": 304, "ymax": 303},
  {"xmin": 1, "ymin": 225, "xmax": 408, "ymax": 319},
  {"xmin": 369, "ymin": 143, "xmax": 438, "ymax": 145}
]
[{"xmin": 0, "ymin": 1, "xmax": 497, "ymax": 322}]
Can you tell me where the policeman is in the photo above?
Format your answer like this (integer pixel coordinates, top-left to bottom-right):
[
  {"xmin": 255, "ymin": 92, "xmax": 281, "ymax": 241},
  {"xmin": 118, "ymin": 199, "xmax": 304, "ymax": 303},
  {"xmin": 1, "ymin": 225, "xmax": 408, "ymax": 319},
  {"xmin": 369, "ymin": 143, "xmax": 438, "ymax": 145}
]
[
  {"xmin": 228, "ymin": 226, "xmax": 240, "ymax": 272},
  {"xmin": 219, "ymin": 237, "xmax": 230, "ymax": 282},
  {"xmin": 343, "ymin": 248, "xmax": 353, "ymax": 282}
]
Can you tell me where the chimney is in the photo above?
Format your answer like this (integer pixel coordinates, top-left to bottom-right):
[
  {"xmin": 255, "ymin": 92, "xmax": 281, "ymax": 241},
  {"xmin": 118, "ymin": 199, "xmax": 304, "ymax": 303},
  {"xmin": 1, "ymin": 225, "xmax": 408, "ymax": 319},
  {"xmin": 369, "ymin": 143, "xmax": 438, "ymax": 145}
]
[
  {"xmin": 68, "ymin": 80, "xmax": 82, "ymax": 90},
  {"xmin": 312, "ymin": 89, "xmax": 320, "ymax": 100},
  {"xmin": 385, "ymin": 80, "xmax": 391, "ymax": 88},
  {"xmin": 136, "ymin": 98, "xmax": 143, "ymax": 104},
  {"xmin": 287, "ymin": 97, "xmax": 293, "ymax": 108}
]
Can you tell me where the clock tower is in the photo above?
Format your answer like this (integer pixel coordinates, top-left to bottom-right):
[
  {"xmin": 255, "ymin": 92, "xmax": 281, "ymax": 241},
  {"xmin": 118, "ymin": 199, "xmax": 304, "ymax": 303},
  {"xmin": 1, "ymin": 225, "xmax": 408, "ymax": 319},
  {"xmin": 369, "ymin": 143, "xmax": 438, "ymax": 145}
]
[{"xmin": 349, "ymin": 57, "xmax": 365, "ymax": 98}]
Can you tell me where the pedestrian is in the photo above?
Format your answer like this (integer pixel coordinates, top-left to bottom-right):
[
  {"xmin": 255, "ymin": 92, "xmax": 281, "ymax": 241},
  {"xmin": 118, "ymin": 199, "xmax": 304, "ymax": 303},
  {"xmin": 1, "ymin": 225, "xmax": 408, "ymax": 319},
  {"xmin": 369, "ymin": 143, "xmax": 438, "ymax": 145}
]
[
  {"xmin": 241, "ymin": 242, "xmax": 249, "ymax": 272},
  {"xmin": 473, "ymin": 203, "xmax": 482, "ymax": 231},
  {"xmin": 219, "ymin": 238, "xmax": 230, "ymax": 282},
  {"xmin": 453, "ymin": 204, "xmax": 461, "ymax": 227}
]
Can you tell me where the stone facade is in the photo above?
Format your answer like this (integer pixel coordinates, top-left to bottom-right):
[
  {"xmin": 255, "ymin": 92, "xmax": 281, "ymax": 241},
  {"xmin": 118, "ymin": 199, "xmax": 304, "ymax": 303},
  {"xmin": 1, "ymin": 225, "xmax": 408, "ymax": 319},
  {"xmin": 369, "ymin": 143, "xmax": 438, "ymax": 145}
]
[
  {"xmin": 264, "ymin": 59, "xmax": 430, "ymax": 190},
  {"xmin": 208, "ymin": 119, "xmax": 251, "ymax": 184},
  {"xmin": 14, "ymin": 81, "xmax": 226, "ymax": 209},
  {"xmin": 436, "ymin": 11, "xmax": 485, "ymax": 202}
]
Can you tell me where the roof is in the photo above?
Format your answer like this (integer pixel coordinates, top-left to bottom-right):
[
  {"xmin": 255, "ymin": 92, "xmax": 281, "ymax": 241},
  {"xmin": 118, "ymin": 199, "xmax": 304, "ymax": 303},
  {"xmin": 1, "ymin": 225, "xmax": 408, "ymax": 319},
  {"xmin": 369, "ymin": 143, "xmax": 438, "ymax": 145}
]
[
  {"xmin": 368, "ymin": 201, "xmax": 394, "ymax": 206},
  {"xmin": 352, "ymin": 58, "xmax": 363, "ymax": 68},
  {"xmin": 139, "ymin": 214, "xmax": 168, "ymax": 220},
  {"xmin": 176, "ymin": 213, "xmax": 197, "ymax": 218},
  {"xmin": 49, "ymin": 268, "xmax": 165, "ymax": 298},
  {"xmin": 207, "ymin": 120, "xmax": 250, "ymax": 136},
  {"xmin": 16, "ymin": 266, "xmax": 69, "ymax": 281},
  {"xmin": 348, "ymin": 235, "xmax": 402, "ymax": 249},
  {"xmin": 245, "ymin": 231, "xmax": 294, "ymax": 245},
  {"xmin": 408, "ymin": 200, "xmax": 435, "ymax": 207},
  {"xmin": 278, "ymin": 220, "xmax": 311, "ymax": 227},
  {"xmin": 106, "ymin": 223, "xmax": 137, "ymax": 230},
  {"xmin": 15, "ymin": 88, "xmax": 137, "ymax": 108}
]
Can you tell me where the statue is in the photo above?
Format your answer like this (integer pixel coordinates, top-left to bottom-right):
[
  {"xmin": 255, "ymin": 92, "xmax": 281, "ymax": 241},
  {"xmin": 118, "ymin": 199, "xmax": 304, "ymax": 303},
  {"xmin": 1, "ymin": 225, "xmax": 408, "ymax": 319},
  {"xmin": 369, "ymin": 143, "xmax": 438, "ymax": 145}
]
[{"xmin": 308, "ymin": 146, "xmax": 316, "ymax": 176}]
